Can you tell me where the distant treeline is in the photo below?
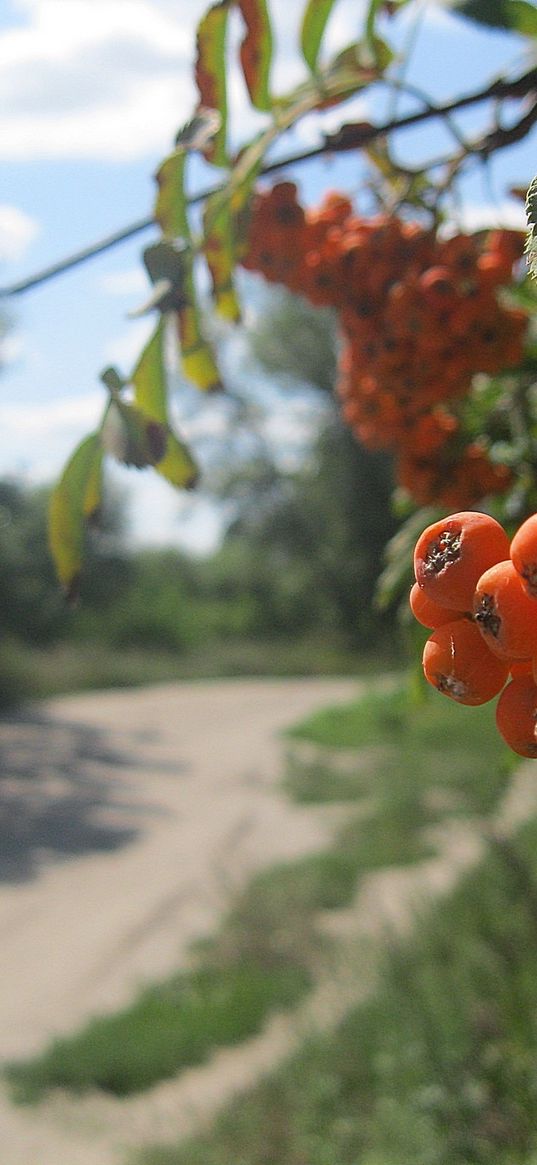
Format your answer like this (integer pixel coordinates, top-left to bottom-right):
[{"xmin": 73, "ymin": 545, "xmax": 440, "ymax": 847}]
[{"xmin": 0, "ymin": 413, "xmax": 400, "ymax": 658}]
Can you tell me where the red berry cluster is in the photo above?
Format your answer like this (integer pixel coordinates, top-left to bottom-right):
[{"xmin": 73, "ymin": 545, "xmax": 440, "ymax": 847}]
[
  {"xmin": 241, "ymin": 182, "xmax": 527, "ymax": 508},
  {"xmin": 412, "ymin": 510, "xmax": 537, "ymax": 757}
]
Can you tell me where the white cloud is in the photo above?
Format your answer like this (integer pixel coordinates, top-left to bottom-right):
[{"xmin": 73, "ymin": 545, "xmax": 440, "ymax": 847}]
[
  {"xmin": 444, "ymin": 200, "xmax": 528, "ymax": 234},
  {"xmin": 103, "ymin": 317, "xmax": 154, "ymax": 373},
  {"xmin": 0, "ymin": 204, "xmax": 39, "ymax": 260},
  {"xmin": 119, "ymin": 466, "xmax": 224, "ymax": 553},
  {"xmin": 0, "ymin": 0, "xmax": 209, "ymax": 160},
  {"xmin": 0, "ymin": 390, "xmax": 103, "ymax": 481},
  {"xmin": 0, "ymin": 0, "xmax": 363, "ymax": 162}
]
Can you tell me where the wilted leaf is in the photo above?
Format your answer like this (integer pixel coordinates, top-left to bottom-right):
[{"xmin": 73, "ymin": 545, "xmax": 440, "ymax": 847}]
[
  {"xmin": 100, "ymin": 367, "xmax": 126, "ymax": 394},
  {"xmin": 156, "ymin": 431, "xmax": 199, "ymax": 489},
  {"xmin": 48, "ymin": 432, "xmax": 102, "ymax": 600},
  {"xmin": 300, "ymin": 0, "xmax": 337, "ymax": 74},
  {"xmin": 237, "ymin": 0, "xmax": 273, "ymax": 110},
  {"xmin": 131, "ymin": 242, "xmax": 190, "ymax": 316},
  {"xmin": 195, "ymin": 1, "xmax": 230, "ymax": 166},
  {"xmin": 101, "ymin": 401, "xmax": 167, "ymax": 468},
  {"xmin": 448, "ymin": 0, "xmax": 537, "ymax": 35},
  {"xmin": 175, "ymin": 106, "xmax": 222, "ymax": 151}
]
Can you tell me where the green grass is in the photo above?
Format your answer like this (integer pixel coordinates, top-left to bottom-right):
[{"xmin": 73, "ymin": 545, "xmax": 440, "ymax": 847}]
[
  {"xmin": 285, "ymin": 675, "xmax": 517, "ymax": 818},
  {"xmin": 135, "ymin": 842, "xmax": 537, "ymax": 1165},
  {"xmin": 6, "ymin": 958, "xmax": 310, "ymax": 1102}
]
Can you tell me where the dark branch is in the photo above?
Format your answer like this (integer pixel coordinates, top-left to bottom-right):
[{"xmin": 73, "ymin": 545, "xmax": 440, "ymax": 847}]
[{"xmin": 2, "ymin": 66, "xmax": 537, "ymax": 299}]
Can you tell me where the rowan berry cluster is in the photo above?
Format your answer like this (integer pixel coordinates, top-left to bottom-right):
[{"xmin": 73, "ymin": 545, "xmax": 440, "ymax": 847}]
[
  {"xmin": 241, "ymin": 182, "xmax": 527, "ymax": 508},
  {"xmin": 412, "ymin": 510, "xmax": 537, "ymax": 757}
]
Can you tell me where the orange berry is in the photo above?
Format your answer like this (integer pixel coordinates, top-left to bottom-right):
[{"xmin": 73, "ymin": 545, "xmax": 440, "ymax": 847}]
[
  {"xmin": 473, "ymin": 559, "xmax": 537, "ymax": 660},
  {"xmin": 510, "ymin": 513, "xmax": 537, "ymax": 598},
  {"xmin": 496, "ymin": 675, "xmax": 537, "ymax": 757},
  {"xmin": 413, "ymin": 511, "xmax": 510, "ymax": 610},
  {"xmin": 423, "ymin": 619, "xmax": 509, "ymax": 705},
  {"xmin": 417, "ymin": 266, "xmax": 459, "ymax": 312},
  {"xmin": 409, "ymin": 582, "xmax": 464, "ymax": 629}
]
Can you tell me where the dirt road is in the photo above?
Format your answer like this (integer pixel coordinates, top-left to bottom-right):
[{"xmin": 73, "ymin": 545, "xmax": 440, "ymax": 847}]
[{"xmin": 0, "ymin": 677, "xmax": 361, "ymax": 1165}]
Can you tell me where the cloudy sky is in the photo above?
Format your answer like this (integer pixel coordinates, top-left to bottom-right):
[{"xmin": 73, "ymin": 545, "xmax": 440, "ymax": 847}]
[{"xmin": 0, "ymin": 0, "xmax": 534, "ymax": 551}]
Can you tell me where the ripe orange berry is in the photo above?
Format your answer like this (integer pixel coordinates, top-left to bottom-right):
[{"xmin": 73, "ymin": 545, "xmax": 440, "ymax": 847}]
[
  {"xmin": 422, "ymin": 619, "xmax": 509, "ymax": 705},
  {"xmin": 496, "ymin": 675, "xmax": 537, "ymax": 757},
  {"xmin": 409, "ymin": 582, "xmax": 464, "ymax": 629},
  {"xmin": 413, "ymin": 511, "xmax": 510, "ymax": 610},
  {"xmin": 473, "ymin": 559, "xmax": 537, "ymax": 660},
  {"xmin": 510, "ymin": 513, "xmax": 537, "ymax": 598}
]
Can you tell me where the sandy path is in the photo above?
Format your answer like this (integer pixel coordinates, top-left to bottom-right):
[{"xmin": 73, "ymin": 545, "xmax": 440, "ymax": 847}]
[{"xmin": 0, "ymin": 677, "xmax": 360, "ymax": 1163}]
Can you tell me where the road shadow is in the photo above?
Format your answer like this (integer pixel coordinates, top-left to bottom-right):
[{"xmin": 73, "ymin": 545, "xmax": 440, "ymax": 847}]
[{"xmin": 0, "ymin": 706, "xmax": 165, "ymax": 884}]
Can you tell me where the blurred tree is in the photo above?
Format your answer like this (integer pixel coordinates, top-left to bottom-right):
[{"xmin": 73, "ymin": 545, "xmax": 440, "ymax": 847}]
[{"xmin": 208, "ymin": 287, "xmax": 400, "ymax": 646}]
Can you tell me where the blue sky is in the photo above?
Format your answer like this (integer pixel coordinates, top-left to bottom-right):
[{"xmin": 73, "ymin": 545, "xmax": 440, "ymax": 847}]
[{"xmin": 0, "ymin": 0, "xmax": 535, "ymax": 552}]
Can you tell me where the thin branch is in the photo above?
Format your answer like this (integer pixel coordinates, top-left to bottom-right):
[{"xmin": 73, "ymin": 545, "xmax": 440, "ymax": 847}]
[{"xmin": 2, "ymin": 65, "xmax": 537, "ymax": 299}]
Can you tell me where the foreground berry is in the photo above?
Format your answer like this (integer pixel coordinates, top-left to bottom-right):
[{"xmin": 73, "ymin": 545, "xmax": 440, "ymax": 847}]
[
  {"xmin": 411, "ymin": 508, "xmax": 537, "ymax": 758},
  {"xmin": 510, "ymin": 513, "xmax": 537, "ymax": 598},
  {"xmin": 496, "ymin": 675, "xmax": 537, "ymax": 757},
  {"xmin": 422, "ymin": 619, "xmax": 510, "ymax": 705},
  {"xmin": 413, "ymin": 511, "xmax": 510, "ymax": 611},
  {"xmin": 409, "ymin": 582, "xmax": 463, "ymax": 629},
  {"xmin": 473, "ymin": 559, "xmax": 537, "ymax": 660}
]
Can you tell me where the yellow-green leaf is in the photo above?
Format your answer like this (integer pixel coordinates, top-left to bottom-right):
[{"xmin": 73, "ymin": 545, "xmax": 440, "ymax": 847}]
[
  {"xmin": 300, "ymin": 0, "xmax": 337, "ymax": 73},
  {"xmin": 195, "ymin": 1, "xmax": 230, "ymax": 167},
  {"xmin": 178, "ymin": 303, "xmax": 222, "ymax": 391},
  {"xmin": 82, "ymin": 446, "xmax": 103, "ymax": 521},
  {"xmin": 156, "ymin": 431, "xmax": 199, "ymax": 489},
  {"xmin": 154, "ymin": 150, "xmax": 189, "ymax": 240},
  {"xmin": 237, "ymin": 0, "xmax": 273, "ymax": 111},
  {"xmin": 131, "ymin": 319, "xmax": 167, "ymax": 423},
  {"xmin": 203, "ymin": 193, "xmax": 241, "ymax": 322},
  {"xmin": 48, "ymin": 433, "xmax": 101, "ymax": 600}
]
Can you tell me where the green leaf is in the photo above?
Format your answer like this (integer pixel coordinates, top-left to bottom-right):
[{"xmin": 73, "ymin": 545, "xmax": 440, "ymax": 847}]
[
  {"xmin": 154, "ymin": 151, "xmax": 189, "ymax": 240},
  {"xmin": 237, "ymin": 0, "xmax": 273, "ymax": 110},
  {"xmin": 48, "ymin": 433, "xmax": 102, "ymax": 600},
  {"xmin": 195, "ymin": 1, "xmax": 230, "ymax": 167},
  {"xmin": 449, "ymin": 0, "xmax": 537, "ymax": 35},
  {"xmin": 203, "ymin": 193, "xmax": 241, "ymax": 322},
  {"xmin": 131, "ymin": 319, "xmax": 167, "ymax": 423},
  {"xmin": 300, "ymin": 0, "xmax": 337, "ymax": 74},
  {"xmin": 375, "ymin": 508, "xmax": 440, "ymax": 612},
  {"xmin": 156, "ymin": 432, "xmax": 199, "ymax": 489},
  {"xmin": 82, "ymin": 446, "xmax": 104, "ymax": 522}
]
